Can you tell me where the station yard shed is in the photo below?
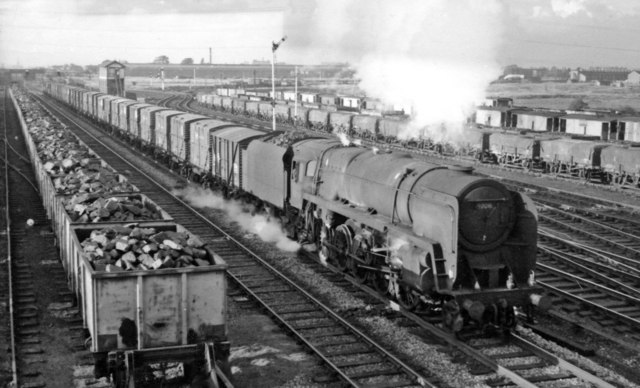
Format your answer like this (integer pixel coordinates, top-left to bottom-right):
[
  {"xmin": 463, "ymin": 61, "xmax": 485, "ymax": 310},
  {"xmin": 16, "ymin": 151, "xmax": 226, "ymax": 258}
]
[{"xmin": 99, "ymin": 60, "xmax": 126, "ymax": 97}]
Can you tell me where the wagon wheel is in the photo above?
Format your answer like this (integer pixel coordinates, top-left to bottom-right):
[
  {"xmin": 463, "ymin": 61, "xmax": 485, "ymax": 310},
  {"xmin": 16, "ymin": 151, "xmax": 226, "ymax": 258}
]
[
  {"xmin": 578, "ymin": 168, "xmax": 586, "ymax": 180},
  {"xmin": 397, "ymin": 284, "xmax": 421, "ymax": 311},
  {"xmin": 613, "ymin": 173, "xmax": 624, "ymax": 187},
  {"xmin": 111, "ymin": 354, "xmax": 135, "ymax": 388},
  {"xmin": 619, "ymin": 173, "xmax": 629, "ymax": 187},
  {"xmin": 332, "ymin": 224, "xmax": 352, "ymax": 272},
  {"xmin": 112, "ymin": 368, "xmax": 127, "ymax": 388},
  {"xmin": 541, "ymin": 162, "xmax": 549, "ymax": 173}
]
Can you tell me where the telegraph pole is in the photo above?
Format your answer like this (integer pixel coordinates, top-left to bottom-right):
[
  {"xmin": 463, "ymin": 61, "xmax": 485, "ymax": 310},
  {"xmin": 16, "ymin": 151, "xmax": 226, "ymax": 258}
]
[
  {"xmin": 161, "ymin": 67, "xmax": 165, "ymax": 91},
  {"xmin": 271, "ymin": 36, "xmax": 287, "ymax": 131},
  {"xmin": 294, "ymin": 66, "xmax": 298, "ymax": 121}
]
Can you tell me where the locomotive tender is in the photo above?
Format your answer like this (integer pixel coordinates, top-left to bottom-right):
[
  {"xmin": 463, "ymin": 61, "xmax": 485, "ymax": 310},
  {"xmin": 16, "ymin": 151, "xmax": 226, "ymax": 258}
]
[{"xmin": 45, "ymin": 83, "xmax": 550, "ymax": 330}]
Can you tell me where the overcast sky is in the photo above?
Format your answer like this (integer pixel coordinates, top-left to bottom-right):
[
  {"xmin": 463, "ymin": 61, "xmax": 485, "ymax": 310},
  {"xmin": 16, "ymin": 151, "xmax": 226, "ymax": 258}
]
[{"xmin": 1, "ymin": 0, "xmax": 640, "ymax": 69}]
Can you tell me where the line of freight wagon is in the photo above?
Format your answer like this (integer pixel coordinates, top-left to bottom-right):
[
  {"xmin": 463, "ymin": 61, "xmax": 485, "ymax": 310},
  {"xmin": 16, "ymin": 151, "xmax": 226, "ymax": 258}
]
[
  {"xmin": 10, "ymin": 87, "xmax": 231, "ymax": 388},
  {"xmin": 199, "ymin": 92, "xmax": 640, "ymax": 189}
]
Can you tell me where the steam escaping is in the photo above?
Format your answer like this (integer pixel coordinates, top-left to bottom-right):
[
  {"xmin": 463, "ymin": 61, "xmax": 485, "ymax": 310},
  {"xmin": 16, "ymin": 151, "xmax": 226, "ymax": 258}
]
[
  {"xmin": 318, "ymin": 227, "xmax": 329, "ymax": 266},
  {"xmin": 173, "ymin": 185, "xmax": 300, "ymax": 252},
  {"xmin": 336, "ymin": 132, "xmax": 351, "ymax": 146},
  {"xmin": 388, "ymin": 237, "xmax": 409, "ymax": 252},
  {"xmin": 291, "ymin": 0, "xmax": 505, "ymax": 147}
]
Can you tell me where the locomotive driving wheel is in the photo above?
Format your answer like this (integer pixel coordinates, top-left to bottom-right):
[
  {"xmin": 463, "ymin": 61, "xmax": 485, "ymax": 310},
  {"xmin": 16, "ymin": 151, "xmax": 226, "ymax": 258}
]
[{"xmin": 332, "ymin": 225, "xmax": 352, "ymax": 272}]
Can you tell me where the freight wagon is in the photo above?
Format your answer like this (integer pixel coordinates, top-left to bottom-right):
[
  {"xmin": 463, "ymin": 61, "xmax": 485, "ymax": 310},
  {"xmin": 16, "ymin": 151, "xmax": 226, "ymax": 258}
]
[{"xmin": 71, "ymin": 223, "xmax": 229, "ymax": 385}]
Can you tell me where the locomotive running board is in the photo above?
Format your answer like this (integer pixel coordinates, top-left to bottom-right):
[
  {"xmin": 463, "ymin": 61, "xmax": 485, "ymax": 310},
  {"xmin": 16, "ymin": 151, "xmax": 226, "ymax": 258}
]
[{"xmin": 303, "ymin": 193, "xmax": 437, "ymax": 251}]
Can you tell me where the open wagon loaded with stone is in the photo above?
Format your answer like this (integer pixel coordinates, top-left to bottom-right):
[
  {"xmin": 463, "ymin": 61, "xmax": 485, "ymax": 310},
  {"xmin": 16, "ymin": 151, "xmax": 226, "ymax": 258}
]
[
  {"xmin": 53, "ymin": 193, "xmax": 173, "ymax": 296},
  {"xmin": 68, "ymin": 223, "xmax": 230, "ymax": 387}
]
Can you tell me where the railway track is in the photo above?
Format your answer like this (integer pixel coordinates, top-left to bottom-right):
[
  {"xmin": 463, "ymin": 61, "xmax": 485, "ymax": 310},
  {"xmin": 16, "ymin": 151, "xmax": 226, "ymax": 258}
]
[
  {"xmin": 31, "ymin": 91, "xmax": 439, "ymax": 387},
  {"xmin": 468, "ymin": 332, "xmax": 614, "ymax": 387},
  {"xmin": 2, "ymin": 88, "xmax": 110, "ymax": 387},
  {"xmin": 534, "ymin": 209, "xmax": 640, "ymax": 342},
  {"xmin": 32, "ymin": 90, "xmax": 621, "ymax": 387},
  {"xmin": 0, "ymin": 85, "xmax": 17, "ymax": 388},
  {"xmin": 299, "ymin": 252, "xmax": 617, "ymax": 388},
  {"xmin": 539, "ymin": 206, "xmax": 640, "ymax": 261},
  {"xmin": 484, "ymin": 178, "xmax": 640, "ymax": 335}
]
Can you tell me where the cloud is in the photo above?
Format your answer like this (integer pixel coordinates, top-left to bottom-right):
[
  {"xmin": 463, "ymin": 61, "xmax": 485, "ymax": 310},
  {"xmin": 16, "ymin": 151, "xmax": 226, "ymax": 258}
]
[{"xmin": 550, "ymin": 0, "xmax": 591, "ymax": 18}]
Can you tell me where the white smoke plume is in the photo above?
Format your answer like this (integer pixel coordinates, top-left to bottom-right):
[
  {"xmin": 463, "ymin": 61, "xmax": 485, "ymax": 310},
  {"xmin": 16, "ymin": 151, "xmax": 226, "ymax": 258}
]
[
  {"xmin": 173, "ymin": 185, "xmax": 301, "ymax": 252},
  {"xmin": 336, "ymin": 132, "xmax": 351, "ymax": 146},
  {"xmin": 290, "ymin": 0, "xmax": 505, "ymax": 147}
]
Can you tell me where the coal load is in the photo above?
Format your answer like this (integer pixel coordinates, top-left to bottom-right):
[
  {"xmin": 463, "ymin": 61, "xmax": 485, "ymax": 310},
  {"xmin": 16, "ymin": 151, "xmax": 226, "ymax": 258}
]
[
  {"xmin": 52, "ymin": 166, "xmax": 136, "ymax": 195},
  {"xmin": 64, "ymin": 194, "xmax": 164, "ymax": 223},
  {"xmin": 26, "ymin": 117, "xmax": 100, "ymax": 175},
  {"xmin": 267, "ymin": 130, "xmax": 310, "ymax": 146},
  {"xmin": 37, "ymin": 139, "xmax": 98, "ymax": 174},
  {"xmin": 82, "ymin": 226, "xmax": 211, "ymax": 272}
]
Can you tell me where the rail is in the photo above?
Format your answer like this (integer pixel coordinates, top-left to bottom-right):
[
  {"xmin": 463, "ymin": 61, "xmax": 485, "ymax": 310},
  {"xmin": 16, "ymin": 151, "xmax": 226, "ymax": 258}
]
[{"xmin": 3, "ymin": 87, "xmax": 18, "ymax": 388}]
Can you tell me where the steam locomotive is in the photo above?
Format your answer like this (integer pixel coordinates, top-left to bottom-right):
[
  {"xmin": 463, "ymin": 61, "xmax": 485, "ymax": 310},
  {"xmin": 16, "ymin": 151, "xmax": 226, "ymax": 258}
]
[{"xmin": 45, "ymin": 83, "xmax": 550, "ymax": 331}]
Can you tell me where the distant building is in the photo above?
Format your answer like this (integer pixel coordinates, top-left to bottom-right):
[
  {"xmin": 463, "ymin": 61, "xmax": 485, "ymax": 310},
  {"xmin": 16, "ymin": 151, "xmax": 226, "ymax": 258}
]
[
  {"xmin": 98, "ymin": 60, "xmax": 126, "ymax": 96},
  {"xmin": 569, "ymin": 68, "xmax": 630, "ymax": 85}
]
